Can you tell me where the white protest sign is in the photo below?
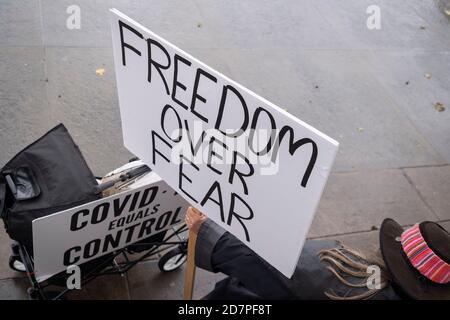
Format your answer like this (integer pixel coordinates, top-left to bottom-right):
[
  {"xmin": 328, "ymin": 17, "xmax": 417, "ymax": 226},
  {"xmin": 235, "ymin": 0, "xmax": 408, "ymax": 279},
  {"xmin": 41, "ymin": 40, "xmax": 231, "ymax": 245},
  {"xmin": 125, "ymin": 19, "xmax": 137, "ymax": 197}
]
[
  {"xmin": 33, "ymin": 173, "xmax": 189, "ymax": 282},
  {"xmin": 110, "ymin": 9, "xmax": 339, "ymax": 278}
]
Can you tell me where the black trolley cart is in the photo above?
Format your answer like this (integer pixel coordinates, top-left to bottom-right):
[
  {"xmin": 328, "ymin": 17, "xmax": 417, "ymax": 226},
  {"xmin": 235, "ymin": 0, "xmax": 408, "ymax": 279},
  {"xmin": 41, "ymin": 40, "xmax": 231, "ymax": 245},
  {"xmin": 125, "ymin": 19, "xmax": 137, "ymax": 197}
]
[{"xmin": 0, "ymin": 124, "xmax": 189, "ymax": 300}]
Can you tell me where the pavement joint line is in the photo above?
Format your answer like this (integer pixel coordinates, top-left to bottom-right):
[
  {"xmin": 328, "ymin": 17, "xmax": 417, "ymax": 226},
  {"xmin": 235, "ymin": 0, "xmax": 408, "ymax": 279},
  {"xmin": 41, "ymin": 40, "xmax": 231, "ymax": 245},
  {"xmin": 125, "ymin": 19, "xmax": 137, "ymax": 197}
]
[
  {"xmin": 331, "ymin": 163, "xmax": 450, "ymax": 175},
  {"xmin": 37, "ymin": 0, "xmax": 53, "ymax": 124},
  {"xmin": 0, "ymin": 44, "xmax": 449, "ymax": 53},
  {"xmin": 401, "ymin": 168, "xmax": 440, "ymax": 220},
  {"xmin": 307, "ymin": 228, "xmax": 378, "ymax": 240},
  {"xmin": 398, "ymin": 163, "xmax": 450, "ymax": 170},
  {"xmin": 308, "ymin": 218, "xmax": 450, "ymax": 240},
  {"xmin": 0, "ymin": 45, "xmax": 112, "ymax": 49},
  {"xmin": 37, "ymin": 0, "xmax": 45, "ymax": 47}
]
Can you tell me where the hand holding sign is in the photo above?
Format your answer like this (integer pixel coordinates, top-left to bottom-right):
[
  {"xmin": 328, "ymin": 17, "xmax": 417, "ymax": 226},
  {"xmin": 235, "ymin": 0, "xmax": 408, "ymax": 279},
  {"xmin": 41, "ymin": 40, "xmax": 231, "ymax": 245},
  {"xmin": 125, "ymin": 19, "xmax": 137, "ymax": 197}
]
[{"xmin": 185, "ymin": 206, "xmax": 207, "ymax": 235}]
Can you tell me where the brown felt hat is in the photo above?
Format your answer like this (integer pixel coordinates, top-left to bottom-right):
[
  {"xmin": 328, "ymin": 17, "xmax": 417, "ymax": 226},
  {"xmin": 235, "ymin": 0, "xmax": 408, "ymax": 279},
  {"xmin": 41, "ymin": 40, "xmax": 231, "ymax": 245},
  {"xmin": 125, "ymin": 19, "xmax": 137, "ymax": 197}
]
[{"xmin": 379, "ymin": 218, "xmax": 450, "ymax": 300}]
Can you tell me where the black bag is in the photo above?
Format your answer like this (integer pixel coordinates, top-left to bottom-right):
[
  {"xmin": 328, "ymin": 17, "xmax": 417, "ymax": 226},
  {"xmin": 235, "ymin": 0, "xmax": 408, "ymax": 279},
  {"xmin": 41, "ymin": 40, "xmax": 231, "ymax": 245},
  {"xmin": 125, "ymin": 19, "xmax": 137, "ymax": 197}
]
[{"xmin": 0, "ymin": 124, "xmax": 100, "ymax": 256}]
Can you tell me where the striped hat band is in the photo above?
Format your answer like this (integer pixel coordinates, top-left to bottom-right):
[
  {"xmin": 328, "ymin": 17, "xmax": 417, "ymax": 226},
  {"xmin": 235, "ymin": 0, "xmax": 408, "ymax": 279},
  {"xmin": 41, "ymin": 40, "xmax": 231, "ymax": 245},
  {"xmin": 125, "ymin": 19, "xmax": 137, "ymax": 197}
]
[{"xmin": 401, "ymin": 224, "xmax": 450, "ymax": 284}]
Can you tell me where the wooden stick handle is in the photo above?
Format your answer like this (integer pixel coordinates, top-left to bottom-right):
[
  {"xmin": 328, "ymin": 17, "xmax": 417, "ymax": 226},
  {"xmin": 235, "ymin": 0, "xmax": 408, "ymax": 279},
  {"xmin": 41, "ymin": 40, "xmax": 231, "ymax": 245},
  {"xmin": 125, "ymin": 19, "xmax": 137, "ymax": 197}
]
[{"xmin": 183, "ymin": 229, "xmax": 197, "ymax": 300}]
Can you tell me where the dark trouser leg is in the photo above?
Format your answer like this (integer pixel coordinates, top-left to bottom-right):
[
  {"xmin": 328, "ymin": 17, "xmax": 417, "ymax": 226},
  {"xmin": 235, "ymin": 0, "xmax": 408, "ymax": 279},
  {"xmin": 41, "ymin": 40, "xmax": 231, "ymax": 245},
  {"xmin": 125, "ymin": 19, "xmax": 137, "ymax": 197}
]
[{"xmin": 210, "ymin": 233, "xmax": 293, "ymax": 299}]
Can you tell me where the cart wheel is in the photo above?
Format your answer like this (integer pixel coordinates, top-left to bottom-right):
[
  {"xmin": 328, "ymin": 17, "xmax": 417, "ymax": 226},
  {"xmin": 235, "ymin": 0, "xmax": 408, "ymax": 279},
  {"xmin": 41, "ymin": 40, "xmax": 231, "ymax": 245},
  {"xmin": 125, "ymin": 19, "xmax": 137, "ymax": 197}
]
[
  {"xmin": 158, "ymin": 247, "xmax": 187, "ymax": 272},
  {"xmin": 9, "ymin": 255, "xmax": 26, "ymax": 272}
]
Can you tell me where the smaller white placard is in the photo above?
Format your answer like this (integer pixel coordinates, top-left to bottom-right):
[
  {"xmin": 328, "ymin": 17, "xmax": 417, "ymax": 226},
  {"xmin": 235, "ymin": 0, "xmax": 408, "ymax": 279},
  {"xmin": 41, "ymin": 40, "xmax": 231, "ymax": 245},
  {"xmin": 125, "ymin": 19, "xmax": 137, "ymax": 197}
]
[{"xmin": 33, "ymin": 173, "xmax": 189, "ymax": 282}]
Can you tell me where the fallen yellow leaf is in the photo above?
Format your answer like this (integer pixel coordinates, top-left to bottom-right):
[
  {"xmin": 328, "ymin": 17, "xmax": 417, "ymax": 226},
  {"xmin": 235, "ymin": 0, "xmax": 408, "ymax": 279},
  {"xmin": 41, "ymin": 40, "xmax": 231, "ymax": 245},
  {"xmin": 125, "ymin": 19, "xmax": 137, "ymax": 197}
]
[
  {"xmin": 434, "ymin": 102, "xmax": 445, "ymax": 112},
  {"xmin": 96, "ymin": 68, "xmax": 105, "ymax": 76}
]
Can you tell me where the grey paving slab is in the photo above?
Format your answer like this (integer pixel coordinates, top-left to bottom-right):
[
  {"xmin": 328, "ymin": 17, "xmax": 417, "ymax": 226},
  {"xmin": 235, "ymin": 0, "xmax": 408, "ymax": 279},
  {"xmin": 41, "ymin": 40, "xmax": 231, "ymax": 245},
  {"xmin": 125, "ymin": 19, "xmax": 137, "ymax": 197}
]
[
  {"xmin": 194, "ymin": 0, "xmax": 450, "ymax": 50},
  {"xmin": 41, "ymin": 0, "xmax": 215, "ymax": 49},
  {"xmin": 409, "ymin": 0, "xmax": 450, "ymax": 40},
  {"xmin": 365, "ymin": 51, "xmax": 450, "ymax": 163},
  {"xmin": 0, "ymin": 278, "xmax": 29, "ymax": 300},
  {"xmin": 127, "ymin": 260, "xmax": 224, "ymax": 299},
  {"xmin": 403, "ymin": 166, "xmax": 450, "ymax": 220},
  {"xmin": 112, "ymin": 0, "xmax": 218, "ymax": 49},
  {"xmin": 308, "ymin": 169, "xmax": 437, "ymax": 238},
  {"xmin": 194, "ymin": 0, "xmax": 349, "ymax": 50},
  {"xmin": 0, "ymin": 0, "xmax": 42, "ymax": 46},
  {"xmin": 45, "ymin": 46, "xmax": 133, "ymax": 175},
  {"xmin": 222, "ymin": 48, "xmax": 445, "ymax": 171},
  {"xmin": 39, "ymin": 0, "xmax": 450, "ymax": 50},
  {"xmin": 314, "ymin": 0, "xmax": 450, "ymax": 51},
  {"xmin": 127, "ymin": 260, "xmax": 185, "ymax": 299},
  {"xmin": 0, "ymin": 47, "xmax": 51, "ymax": 168},
  {"xmin": 40, "ymin": 0, "xmax": 113, "ymax": 47},
  {"xmin": 66, "ymin": 274, "xmax": 130, "ymax": 300},
  {"xmin": 0, "ymin": 47, "xmax": 46, "ymax": 108},
  {"xmin": 441, "ymin": 221, "xmax": 450, "ymax": 231},
  {"xmin": 0, "ymin": 225, "xmax": 25, "ymax": 280}
]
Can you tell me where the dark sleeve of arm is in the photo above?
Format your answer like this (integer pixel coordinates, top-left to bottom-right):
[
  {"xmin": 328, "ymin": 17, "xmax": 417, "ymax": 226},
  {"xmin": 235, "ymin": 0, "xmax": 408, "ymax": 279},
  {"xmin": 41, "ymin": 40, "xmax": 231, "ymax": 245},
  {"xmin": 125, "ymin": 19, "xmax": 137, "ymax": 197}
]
[
  {"xmin": 195, "ymin": 219, "xmax": 293, "ymax": 299},
  {"xmin": 194, "ymin": 219, "xmax": 226, "ymax": 272}
]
